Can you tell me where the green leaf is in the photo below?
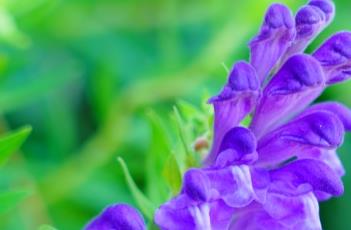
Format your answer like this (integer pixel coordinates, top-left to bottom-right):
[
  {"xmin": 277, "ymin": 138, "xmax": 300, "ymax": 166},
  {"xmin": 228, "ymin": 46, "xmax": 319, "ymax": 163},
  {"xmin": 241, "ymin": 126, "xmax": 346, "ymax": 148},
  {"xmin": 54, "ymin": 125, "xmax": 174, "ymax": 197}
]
[
  {"xmin": 162, "ymin": 153, "xmax": 182, "ymax": 195},
  {"xmin": 144, "ymin": 110, "xmax": 171, "ymax": 205},
  {"xmin": 0, "ymin": 126, "xmax": 32, "ymax": 167},
  {"xmin": 117, "ymin": 157, "xmax": 156, "ymax": 220},
  {"xmin": 173, "ymin": 106, "xmax": 200, "ymax": 169},
  {"xmin": 37, "ymin": 225, "xmax": 57, "ymax": 230},
  {"xmin": 0, "ymin": 190, "xmax": 31, "ymax": 214}
]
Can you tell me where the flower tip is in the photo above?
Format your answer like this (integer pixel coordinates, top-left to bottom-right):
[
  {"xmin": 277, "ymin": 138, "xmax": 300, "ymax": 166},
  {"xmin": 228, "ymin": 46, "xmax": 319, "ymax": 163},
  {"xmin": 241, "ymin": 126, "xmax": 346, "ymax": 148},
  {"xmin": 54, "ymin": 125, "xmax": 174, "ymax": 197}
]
[
  {"xmin": 228, "ymin": 61, "xmax": 260, "ymax": 91},
  {"xmin": 295, "ymin": 5, "xmax": 326, "ymax": 37},
  {"xmin": 265, "ymin": 3, "xmax": 295, "ymax": 29},
  {"xmin": 268, "ymin": 54, "xmax": 324, "ymax": 95},
  {"xmin": 317, "ymin": 31, "xmax": 351, "ymax": 60},
  {"xmin": 305, "ymin": 111, "xmax": 345, "ymax": 148},
  {"xmin": 313, "ymin": 31, "xmax": 351, "ymax": 83},
  {"xmin": 85, "ymin": 204, "xmax": 145, "ymax": 230},
  {"xmin": 309, "ymin": 0, "xmax": 335, "ymax": 21},
  {"xmin": 208, "ymin": 61, "xmax": 259, "ymax": 103}
]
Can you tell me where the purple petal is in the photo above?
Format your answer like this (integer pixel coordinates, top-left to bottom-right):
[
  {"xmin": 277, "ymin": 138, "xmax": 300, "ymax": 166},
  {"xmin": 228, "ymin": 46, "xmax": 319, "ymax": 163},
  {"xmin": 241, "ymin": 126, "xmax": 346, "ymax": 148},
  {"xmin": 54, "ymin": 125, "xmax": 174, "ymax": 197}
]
[
  {"xmin": 206, "ymin": 165, "xmax": 256, "ymax": 208},
  {"xmin": 263, "ymin": 192, "xmax": 322, "ymax": 229},
  {"xmin": 309, "ymin": 0, "xmax": 335, "ymax": 23},
  {"xmin": 85, "ymin": 204, "xmax": 146, "ymax": 230},
  {"xmin": 319, "ymin": 149, "xmax": 345, "ymax": 177},
  {"xmin": 249, "ymin": 3, "xmax": 295, "ymax": 83},
  {"xmin": 154, "ymin": 195, "xmax": 197, "ymax": 230},
  {"xmin": 230, "ymin": 211, "xmax": 286, "ymax": 230},
  {"xmin": 297, "ymin": 102, "xmax": 351, "ymax": 131},
  {"xmin": 257, "ymin": 111, "xmax": 344, "ymax": 166},
  {"xmin": 283, "ymin": 1, "xmax": 334, "ymax": 58},
  {"xmin": 155, "ymin": 195, "xmax": 234, "ymax": 230},
  {"xmin": 270, "ymin": 159, "xmax": 344, "ymax": 196},
  {"xmin": 313, "ymin": 31, "xmax": 351, "ymax": 84},
  {"xmin": 250, "ymin": 54, "xmax": 325, "ymax": 138},
  {"xmin": 206, "ymin": 62, "xmax": 259, "ymax": 165},
  {"xmin": 214, "ymin": 127, "xmax": 257, "ymax": 168},
  {"xmin": 183, "ymin": 169, "xmax": 211, "ymax": 202}
]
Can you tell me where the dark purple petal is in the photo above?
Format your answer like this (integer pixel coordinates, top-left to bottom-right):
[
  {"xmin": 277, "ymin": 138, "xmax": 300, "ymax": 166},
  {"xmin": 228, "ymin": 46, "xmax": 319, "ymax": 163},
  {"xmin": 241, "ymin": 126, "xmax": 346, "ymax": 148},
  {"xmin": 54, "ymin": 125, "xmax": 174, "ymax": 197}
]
[
  {"xmin": 214, "ymin": 127, "xmax": 257, "ymax": 168},
  {"xmin": 183, "ymin": 169, "xmax": 211, "ymax": 202},
  {"xmin": 297, "ymin": 102, "xmax": 351, "ymax": 131},
  {"xmin": 270, "ymin": 159, "xmax": 344, "ymax": 196},
  {"xmin": 257, "ymin": 111, "xmax": 344, "ymax": 166},
  {"xmin": 85, "ymin": 204, "xmax": 146, "ymax": 230},
  {"xmin": 313, "ymin": 31, "xmax": 351, "ymax": 84},
  {"xmin": 206, "ymin": 62, "xmax": 259, "ymax": 165},
  {"xmin": 249, "ymin": 3, "xmax": 295, "ymax": 83},
  {"xmin": 250, "ymin": 54, "xmax": 325, "ymax": 138}
]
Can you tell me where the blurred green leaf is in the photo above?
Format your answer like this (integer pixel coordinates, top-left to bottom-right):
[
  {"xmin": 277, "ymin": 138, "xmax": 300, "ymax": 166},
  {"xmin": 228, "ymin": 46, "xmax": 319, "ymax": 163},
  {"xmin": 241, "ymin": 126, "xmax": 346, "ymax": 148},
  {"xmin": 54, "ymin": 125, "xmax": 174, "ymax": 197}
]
[
  {"xmin": 117, "ymin": 157, "xmax": 156, "ymax": 220},
  {"xmin": 162, "ymin": 153, "xmax": 182, "ymax": 195},
  {"xmin": 145, "ymin": 111, "xmax": 171, "ymax": 205},
  {"xmin": 0, "ymin": 190, "xmax": 30, "ymax": 214},
  {"xmin": 0, "ymin": 126, "xmax": 31, "ymax": 167},
  {"xmin": 37, "ymin": 225, "xmax": 57, "ymax": 230}
]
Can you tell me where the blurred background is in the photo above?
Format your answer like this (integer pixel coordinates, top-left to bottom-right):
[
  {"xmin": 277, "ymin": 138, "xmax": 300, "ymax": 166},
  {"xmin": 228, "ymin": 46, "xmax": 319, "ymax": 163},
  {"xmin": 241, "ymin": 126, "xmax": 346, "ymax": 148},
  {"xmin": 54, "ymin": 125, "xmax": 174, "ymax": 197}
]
[{"xmin": 0, "ymin": 0, "xmax": 350, "ymax": 229}]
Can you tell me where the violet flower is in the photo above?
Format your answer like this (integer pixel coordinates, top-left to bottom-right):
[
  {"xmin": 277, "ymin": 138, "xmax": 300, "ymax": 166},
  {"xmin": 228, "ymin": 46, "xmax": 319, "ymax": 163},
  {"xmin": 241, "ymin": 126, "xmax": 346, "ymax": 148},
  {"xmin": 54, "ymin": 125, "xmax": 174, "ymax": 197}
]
[
  {"xmin": 85, "ymin": 204, "xmax": 146, "ymax": 230},
  {"xmin": 85, "ymin": 0, "xmax": 351, "ymax": 229}
]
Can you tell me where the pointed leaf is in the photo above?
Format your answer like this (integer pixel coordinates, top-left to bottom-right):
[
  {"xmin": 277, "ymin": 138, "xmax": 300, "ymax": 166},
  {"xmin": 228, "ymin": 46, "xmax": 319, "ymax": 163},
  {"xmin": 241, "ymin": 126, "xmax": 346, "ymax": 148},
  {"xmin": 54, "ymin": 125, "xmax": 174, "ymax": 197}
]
[
  {"xmin": 117, "ymin": 157, "xmax": 156, "ymax": 220},
  {"xmin": 0, "ymin": 126, "xmax": 32, "ymax": 167}
]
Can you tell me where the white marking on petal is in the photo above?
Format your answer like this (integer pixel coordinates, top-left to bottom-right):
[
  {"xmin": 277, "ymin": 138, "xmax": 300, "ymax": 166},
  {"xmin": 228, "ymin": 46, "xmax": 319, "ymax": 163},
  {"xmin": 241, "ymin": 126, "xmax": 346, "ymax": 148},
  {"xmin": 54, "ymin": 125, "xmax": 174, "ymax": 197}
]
[
  {"xmin": 226, "ymin": 165, "xmax": 255, "ymax": 207},
  {"xmin": 303, "ymin": 192, "xmax": 322, "ymax": 229},
  {"xmin": 189, "ymin": 204, "xmax": 212, "ymax": 230}
]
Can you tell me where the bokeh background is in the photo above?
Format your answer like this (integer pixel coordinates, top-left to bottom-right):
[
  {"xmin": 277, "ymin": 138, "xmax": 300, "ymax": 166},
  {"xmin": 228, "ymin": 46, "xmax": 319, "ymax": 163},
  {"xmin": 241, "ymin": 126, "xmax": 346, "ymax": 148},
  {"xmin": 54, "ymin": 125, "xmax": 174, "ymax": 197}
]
[{"xmin": 0, "ymin": 0, "xmax": 350, "ymax": 229}]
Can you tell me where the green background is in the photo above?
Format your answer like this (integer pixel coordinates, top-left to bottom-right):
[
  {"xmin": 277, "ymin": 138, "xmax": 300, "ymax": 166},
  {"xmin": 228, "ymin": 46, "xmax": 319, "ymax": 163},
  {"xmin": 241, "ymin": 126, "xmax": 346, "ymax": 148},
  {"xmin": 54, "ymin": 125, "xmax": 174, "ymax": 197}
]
[{"xmin": 0, "ymin": 0, "xmax": 350, "ymax": 229}]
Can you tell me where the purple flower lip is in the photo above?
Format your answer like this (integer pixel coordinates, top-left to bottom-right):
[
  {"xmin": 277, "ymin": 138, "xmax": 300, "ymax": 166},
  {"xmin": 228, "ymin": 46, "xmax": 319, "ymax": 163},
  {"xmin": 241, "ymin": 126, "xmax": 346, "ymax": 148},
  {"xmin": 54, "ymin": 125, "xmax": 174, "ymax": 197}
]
[
  {"xmin": 297, "ymin": 102, "xmax": 351, "ymax": 131},
  {"xmin": 296, "ymin": 6, "xmax": 325, "ymax": 25},
  {"xmin": 264, "ymin": 3, "xmax": 295, "ymax": 29},
  {"xmin": 314, "ymin": 32, "xmax": 351, "ymax": 65},
  {"xmin": 267, "ymin": 54, "xmax": 325, "ymax": 95},
  {"xmin": 313, "ymin": 31, "xmax": 351, "ymax": 84},
  {"xmin": 270, "ymin": 159, "xmax": 344, "ymax": 196},
  {"xmin": 85, "ymin": 204, "xmax": 146, "ymax": 230},
  {"xmin": 309, "ymin": 0, "xmax": 335, "ymax": 19},
  {"xmin": 295, "ymin": 5, "xmax": 326, "ymax": 38},
  {"xmin": 208, "ymin": 61, "xmax": 259, "ymax": 103}
]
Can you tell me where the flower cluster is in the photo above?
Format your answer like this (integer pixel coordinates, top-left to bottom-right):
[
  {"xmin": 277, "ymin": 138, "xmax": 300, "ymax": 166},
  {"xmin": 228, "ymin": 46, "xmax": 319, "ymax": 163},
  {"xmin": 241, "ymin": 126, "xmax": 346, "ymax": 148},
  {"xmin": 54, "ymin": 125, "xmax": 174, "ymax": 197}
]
[{"xmin": 85, "ymin": 0, "xmax": 351, "ymax": 229}]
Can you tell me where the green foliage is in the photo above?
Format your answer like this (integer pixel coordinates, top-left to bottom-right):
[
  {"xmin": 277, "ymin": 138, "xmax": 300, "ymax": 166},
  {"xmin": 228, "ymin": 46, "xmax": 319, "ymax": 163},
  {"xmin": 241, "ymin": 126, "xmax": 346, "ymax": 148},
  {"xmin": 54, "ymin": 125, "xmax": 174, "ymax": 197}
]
[
  {"xmin": 0, "ymin": 126, "xmax": 31, "ymax": 166},
  {"xmin": 0, "ymin": 190, "xmax": 30, "ymax": 214},
  {"xmin": 117, "ymin": 157, "xmax": 156, "ymax": 220}
]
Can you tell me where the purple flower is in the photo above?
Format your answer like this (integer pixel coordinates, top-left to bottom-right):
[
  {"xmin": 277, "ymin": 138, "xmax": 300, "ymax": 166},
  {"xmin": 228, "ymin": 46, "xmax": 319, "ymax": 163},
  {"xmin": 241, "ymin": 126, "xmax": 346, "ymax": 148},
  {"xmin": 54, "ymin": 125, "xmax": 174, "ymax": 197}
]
[
  {"xmin": 85, "ymin": 204, "xmax": 146, "ymax": 230},
  {"xmin": 155, "ymin": 0, "xmax": 351, "ymax": 229},
  {"xmin": 85, "ymin": 0, "xmax": 351, "ymax": 229}
]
